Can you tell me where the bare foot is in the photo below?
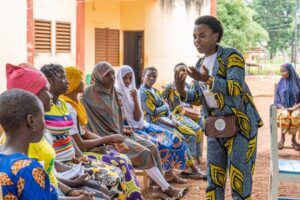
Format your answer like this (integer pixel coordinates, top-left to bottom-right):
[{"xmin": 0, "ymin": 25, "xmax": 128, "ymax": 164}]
[{"xmin": 278, "ymin": 139, "xmax": 285, "ymax": 150}]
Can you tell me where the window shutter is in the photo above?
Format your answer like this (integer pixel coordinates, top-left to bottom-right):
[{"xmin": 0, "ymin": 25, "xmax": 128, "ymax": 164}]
[
  {"xmin": 95, "ymin": 28, "xmax": 107, "ymax": 64},
  {"xmin": 34, "ymin": 19, "xmax": 51, "ymax": 52},
  {"xmin": 107, "ymin": 29, "xmax": 119, "ymax": 66},
  {"xmin": 95, "ymin": 28, "xmax": 119, "ymax": 66},
  {"xmin": 56, "ymin": 22, "xmax": 71, "ymax": 53}
]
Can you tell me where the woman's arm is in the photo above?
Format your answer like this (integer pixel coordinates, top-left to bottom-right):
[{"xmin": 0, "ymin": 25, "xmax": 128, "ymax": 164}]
[
  {"xmin": 72, "ymin": 133, "xmax": 124, "ymax": 151},
  {"xmin": 131, "ymin": 89, "xmax": 142, "ymax": 121}
]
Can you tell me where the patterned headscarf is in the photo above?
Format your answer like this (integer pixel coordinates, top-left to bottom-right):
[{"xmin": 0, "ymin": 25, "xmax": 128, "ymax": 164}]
[
  {"xmin": 81, "ymin": 62, "xmax": 123, "ymax": 136},
  {"xmin": 275, "ymin": 63, "xmax": 300, "ymax": 108},
  {"xmin": 61, "ymin": 66, "xmax": 88, "ymax": 126}
]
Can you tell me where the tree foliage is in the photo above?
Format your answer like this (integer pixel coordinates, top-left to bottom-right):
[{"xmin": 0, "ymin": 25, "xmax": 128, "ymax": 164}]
[
  {"xmin": 251, "ymin": 0, "xmax": 294, "ymax": 56},
  {"xmin": 217, "ymin": 0, "xmax": 269, "ymax": 53}
]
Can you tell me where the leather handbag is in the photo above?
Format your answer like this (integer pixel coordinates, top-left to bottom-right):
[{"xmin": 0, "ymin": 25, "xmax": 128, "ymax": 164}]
[
  {"xmin": 204, "ymin": 93, "xmax": 244, "ymax": 138},
  {"xmin": 205, "ymin": 115, "xmax": 237, "ymax": 138}
]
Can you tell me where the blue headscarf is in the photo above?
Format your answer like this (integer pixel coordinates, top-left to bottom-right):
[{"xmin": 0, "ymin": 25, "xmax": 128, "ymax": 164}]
[{"xmin": 275, "ymin": 63, "xmax": 300, "ymax": 108}]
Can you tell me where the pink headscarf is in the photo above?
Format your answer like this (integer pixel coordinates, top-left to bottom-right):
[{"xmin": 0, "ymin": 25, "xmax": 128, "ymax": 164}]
[{"xmin": 6, "ymin": 63, "xmax": 48, "ymax": 95}]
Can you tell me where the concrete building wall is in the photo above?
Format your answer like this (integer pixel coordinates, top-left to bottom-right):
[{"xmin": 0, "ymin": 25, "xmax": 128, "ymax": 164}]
[
  {"xmin": 0, "ymin": 0, "xmax": 27, "ymax": 92},
  {"xmin": 33, "ymin": 0, "xmax": 77, "ymax": 69}
]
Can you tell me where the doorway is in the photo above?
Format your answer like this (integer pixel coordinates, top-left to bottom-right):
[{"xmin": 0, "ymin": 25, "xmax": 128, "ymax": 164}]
[{"xmin": 123, "ymin": 31, "xmax": 144, "ymax": 88}]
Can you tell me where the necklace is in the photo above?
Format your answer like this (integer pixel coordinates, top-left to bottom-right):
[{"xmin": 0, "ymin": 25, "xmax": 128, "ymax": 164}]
[{"xmin": 53, "ymin": 100, "xmax": 68, "ymax": 121}]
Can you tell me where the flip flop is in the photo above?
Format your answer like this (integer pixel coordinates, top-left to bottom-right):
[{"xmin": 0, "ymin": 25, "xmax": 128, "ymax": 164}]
[{"xmin": 177, "ymin": 187, "xmax": 189, "ymax": 199}]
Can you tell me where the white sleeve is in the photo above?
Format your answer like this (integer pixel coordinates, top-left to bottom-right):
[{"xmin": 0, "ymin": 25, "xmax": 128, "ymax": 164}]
[{"xmin": 66, "ymin": 103, "xmax": 80, "ymax": 136}]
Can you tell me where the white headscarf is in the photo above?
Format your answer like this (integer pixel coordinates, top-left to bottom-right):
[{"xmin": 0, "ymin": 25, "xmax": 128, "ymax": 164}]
[{"xmin": 115, "ymin": 65, "xmax": 148, "ymax": 129}]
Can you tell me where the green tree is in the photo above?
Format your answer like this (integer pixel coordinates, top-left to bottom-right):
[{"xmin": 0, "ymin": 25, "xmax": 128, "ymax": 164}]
[
  {"xmin": 251, "ymin": 0, "xmax": 294, "ymax": 58},
  {"xmin": 217, "ymin": 0, "xmax": 269, "ymax": 53}
]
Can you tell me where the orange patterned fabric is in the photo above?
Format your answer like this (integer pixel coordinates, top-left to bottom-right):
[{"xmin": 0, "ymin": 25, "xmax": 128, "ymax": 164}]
[
  {"xmin": 0, "ymin": 172, "xmax": 13, "ymax": 186},
  {"xmin": 17, "ymin": 177, "xmax": 25, "ymax": 197},
  {"xmin": 11, "ymin": 160, "xmax": 32, "ymax": 175},
  {"xmin": 32, "ymin": 167, "xmax": 46, "ymax": 189},
  {"xmin": 3, "ymin": 192, "xmax": 18, "ymax": 200}
]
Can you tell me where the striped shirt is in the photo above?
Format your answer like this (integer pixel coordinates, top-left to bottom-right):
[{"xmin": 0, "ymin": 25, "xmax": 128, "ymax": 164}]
[{"xmin": 45, "ymin": 99, "xmax": 75, "ymax": 161}]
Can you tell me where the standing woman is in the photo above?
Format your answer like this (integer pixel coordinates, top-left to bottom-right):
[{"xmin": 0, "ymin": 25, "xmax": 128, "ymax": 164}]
[
  {"xmin": 82, "ymin": 62, "xmax": 188, "ymax": 199},
  {"xmin": 175, "ymin": 16, "xmax": 263, "ymax": 199},
  {"xmin": 0, "ymin": 89, "xmax": 57, "ymax": 200},
  {"xmin": 275, "ymin": 63, "xmax": 300, "ymax": 151},
  {"xmin": 115, "ymin": 65, "xmax": 188, "ymax": 182}
]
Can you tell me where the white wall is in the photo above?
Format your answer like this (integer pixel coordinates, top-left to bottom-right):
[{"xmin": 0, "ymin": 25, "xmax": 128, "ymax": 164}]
[
  {"xmin": 0, "ymin": 0, "xmax": 27, "ymax": 93},
  {"xmin": 144, "ymin": 0, "xmax": 210, "ymax": 87},
  {"xmin": 33, "ymin": 0, "xmax": 77, "ymax": 69}
]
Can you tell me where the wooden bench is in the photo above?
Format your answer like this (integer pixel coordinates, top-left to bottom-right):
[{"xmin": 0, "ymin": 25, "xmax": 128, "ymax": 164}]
[{"xmin": 134, "ymin": 169, "xmax": 148, "ymax": 191}]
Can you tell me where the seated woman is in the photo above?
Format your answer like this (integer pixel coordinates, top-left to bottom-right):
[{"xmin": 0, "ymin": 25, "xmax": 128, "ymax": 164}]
[
  {"xmin": 275, "ymin": 63, "xmax": 300, "ymax": 151},
  {"xmin": 5, "ymin": 63, "xmax": 97, "ymax": 200},
  {"xmin": 139, "ymin": 66, "xmax": 206, "ymax": 179},
  {"xmin": 0, "ymin": 89, "xmax": 57, "ymax": 199},
  {"xmin": 161, "ymin": 63, "xmax": 205, "ymax": 164},
  {"xmin": 40, "ymin": 63, "xmax": 126, "ymax": 199},
  {"xmin": 115, "ymin": 65, "xmax": 188, "ymax": 183},
  {"xmin": 61, "ymin": 66, "xmax": 143, "ymax": 200},
  {"xmin": 82, "ymin": 62, "xmax": 188, "ymax": 199}
]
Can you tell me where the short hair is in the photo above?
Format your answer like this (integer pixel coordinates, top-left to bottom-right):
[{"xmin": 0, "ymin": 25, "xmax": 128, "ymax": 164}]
[
  {"xmin": 194, "ymin": 15, "xmax": 223, "ymax": 42},
  {"xmin": 143, "ymin": 66, "xmax": 157, "ymax": 76},
  {"xmin": 40, "ymin": 63, "xmax": 65, "ymax": 79},
  {"xmin": 0, "ymin": 89, "xmax": 42, "ymax": 133},
  {"xmin": 174, "ymin": 62, "xmax": 187, "ymax": 72}
]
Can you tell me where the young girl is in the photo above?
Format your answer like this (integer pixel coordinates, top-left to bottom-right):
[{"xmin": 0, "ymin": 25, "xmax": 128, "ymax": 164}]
[{"xmin": 0, "ymin": 89, "xmax": 57, "ymax": 200}]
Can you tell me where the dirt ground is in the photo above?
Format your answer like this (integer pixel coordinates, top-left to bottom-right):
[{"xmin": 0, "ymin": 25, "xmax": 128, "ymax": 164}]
[{"xmin": 141, "ymin": 76, "xmax": 300, "ymax": 200}]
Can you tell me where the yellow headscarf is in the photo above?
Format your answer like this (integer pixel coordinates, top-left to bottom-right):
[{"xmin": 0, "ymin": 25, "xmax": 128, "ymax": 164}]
[{"xmin": 61, "ymin": 66, "xmax": 88, "ymax": 126}]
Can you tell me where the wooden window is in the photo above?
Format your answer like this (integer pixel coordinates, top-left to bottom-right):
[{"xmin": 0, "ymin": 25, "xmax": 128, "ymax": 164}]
[
  {"xmin": 34, "ymin": 19, "xmax": 51, "ymax": 52},
  {"xmin": 56, "ymin": 22, "xmax": 71, "ymax": 53},
  {"xmin": 95, "ymin": 28, "xmax": 120, "ymax": 66}
]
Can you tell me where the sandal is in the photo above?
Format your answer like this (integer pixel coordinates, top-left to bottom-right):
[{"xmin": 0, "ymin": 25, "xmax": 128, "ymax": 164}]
[{"xmin": 164, "ymin": 187, "xmax": 189, "ymax": 200}]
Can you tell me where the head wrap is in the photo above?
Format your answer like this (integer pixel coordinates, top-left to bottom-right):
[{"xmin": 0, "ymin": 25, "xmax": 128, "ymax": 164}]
[
  {"xmin": 6, "ymin": 63, "xmax": 48, "ymax": 95},
  {"xmin": 275, "ymin": 63, "xmax": 300, "ymax": 108},
  {"xmin": 115, "ymin": 65, "xmax": 147, "ymax": 129},
  {"xmin": 61, "ymin": 66, "xmax": 88, "ymax": 126},
  {"xmin": 65, "ymin": 66, "xmax": 83, "ymax": 94}
]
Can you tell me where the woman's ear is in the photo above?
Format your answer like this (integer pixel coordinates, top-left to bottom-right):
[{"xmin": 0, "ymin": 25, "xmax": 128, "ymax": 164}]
[{"xmin": 213, "ymin": 33, "xmax": 219, "ymax": 42}]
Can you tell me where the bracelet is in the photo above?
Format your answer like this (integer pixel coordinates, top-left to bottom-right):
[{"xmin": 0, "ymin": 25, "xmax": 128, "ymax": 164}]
[
  {"xmin": 65, "ymin": 188, "xmax": 75, "ymax": 196},
  {"xmin": 205, "ymin": 76, "xmax": 213, "ymax": 85}
]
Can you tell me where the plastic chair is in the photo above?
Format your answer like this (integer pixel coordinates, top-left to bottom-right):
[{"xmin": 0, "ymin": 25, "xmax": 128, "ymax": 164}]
[{"xmin": 269, "ymin": 105, "xmax": 300, "ymax": 200}]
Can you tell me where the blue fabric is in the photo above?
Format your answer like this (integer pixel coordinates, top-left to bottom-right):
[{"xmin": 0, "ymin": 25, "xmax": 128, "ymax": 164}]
[
  {"xmin": 275, "ymin": 63, "xmax": 300, "ymax": 108},
  {"xmin": 135, "ymin": 123, "xmax": 187, "ymax": 170},
  {"xmin": 0, "ymin": 153, "xmax": 57, "ymax": 200}
]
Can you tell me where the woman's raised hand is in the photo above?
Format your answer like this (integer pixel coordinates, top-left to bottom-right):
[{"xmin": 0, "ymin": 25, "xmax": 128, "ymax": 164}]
[{"xmin": 187, "ymin": 65, "xmax": 209, "ymax": 82}]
